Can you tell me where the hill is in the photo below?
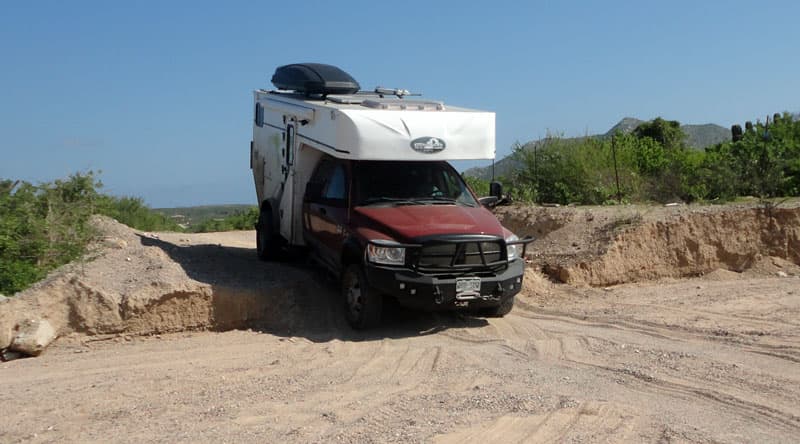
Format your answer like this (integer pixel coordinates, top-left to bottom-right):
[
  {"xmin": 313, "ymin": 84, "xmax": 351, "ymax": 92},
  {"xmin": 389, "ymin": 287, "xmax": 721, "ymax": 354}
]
[
  {"xmin": 682, "ymin": 123, "xmax": 731, "ymax": 149},
  {"xmin": 465, "ymin": 117, "xmax": 731, "ymax": 180}
]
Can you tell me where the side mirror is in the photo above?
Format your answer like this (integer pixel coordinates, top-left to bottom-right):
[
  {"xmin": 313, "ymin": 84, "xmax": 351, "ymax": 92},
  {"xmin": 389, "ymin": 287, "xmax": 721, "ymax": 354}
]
[
  {"xmin": 478, "ymin": 196, "xmax": 499, "ymax": 208},
  {"xmin": 490, "ymin": 181, "xmax": 503, "ymax": 199},
  {"xmin": 305, "ymin": 182, "xmax": 323, "ymax": 202}
]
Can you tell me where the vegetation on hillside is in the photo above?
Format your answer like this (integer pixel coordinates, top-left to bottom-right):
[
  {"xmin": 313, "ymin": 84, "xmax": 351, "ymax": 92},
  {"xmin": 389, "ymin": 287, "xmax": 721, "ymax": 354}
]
[
  {"xmin": 473, "ymin": 113, "xmax": 800, "ymax": 205},
  {"xmin": 465, "ymin": 117, "xmax": 732, "ymax": 181}
]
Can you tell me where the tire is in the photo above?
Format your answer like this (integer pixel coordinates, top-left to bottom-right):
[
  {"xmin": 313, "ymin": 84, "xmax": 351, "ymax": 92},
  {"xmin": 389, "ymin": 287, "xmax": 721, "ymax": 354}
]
[
  {"xmin": 256, "ymin": 208, "xmax": 276, "ymax": 261},
  {"xmin": 480, "ymin": 295, "xmax": 515, "ymax": 318},
  {"xmin": 342, "ymin": 264, "xmax": 382, "ymax": 329}
]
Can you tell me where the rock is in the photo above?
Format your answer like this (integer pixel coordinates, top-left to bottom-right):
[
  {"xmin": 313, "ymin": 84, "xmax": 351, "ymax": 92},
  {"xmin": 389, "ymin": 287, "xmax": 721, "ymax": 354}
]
[
  {"xmin": 776, "ymin": 271, "xmax": 789, "ymax": 278},
  {"xmin": 102, "ymin": 237, "xmax": 128, "ymax": 249},
  {"xmin": 9, "ymin": 319, "xmax": 57, "ymax": 357},
  {"xmin": 0, "ymin": 312, "xmax": 15, "ymax": 350},
  {"xmin": 0, "ymin": 294, "xmax": 8, "ymax": 303},
  {"xmin": 1, "ymin": 350, "xmax": 24, "ymax": 361}
]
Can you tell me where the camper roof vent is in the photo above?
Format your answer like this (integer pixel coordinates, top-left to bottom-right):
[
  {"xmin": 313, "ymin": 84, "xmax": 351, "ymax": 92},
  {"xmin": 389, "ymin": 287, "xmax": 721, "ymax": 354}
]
[
  {"xmin": 361, "ymin": 98, "xmax": 445, "ymax": 111},
  {"xmin": 271, "ymin": 63, "xmax": 360, "ymax": 96}
]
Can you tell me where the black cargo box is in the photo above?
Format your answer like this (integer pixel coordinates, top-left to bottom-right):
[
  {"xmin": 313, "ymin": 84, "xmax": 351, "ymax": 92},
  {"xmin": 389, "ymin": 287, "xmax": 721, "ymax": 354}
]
[{"xmin": 271, "ymin": 63, "xmax": 360, "ymax": 95}]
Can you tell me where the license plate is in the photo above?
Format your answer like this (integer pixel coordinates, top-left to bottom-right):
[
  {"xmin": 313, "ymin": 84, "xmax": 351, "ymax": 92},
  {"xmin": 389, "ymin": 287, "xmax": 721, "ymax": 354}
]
[{"xmin": 456, "ymin": 277, "xmax": 481, "ymax": 294}]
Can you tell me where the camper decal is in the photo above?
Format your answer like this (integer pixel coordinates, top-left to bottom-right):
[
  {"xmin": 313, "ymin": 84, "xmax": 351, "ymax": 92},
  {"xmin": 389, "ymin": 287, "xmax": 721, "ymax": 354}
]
[{"xmin": 410, "ymin": 137, "xmax": 446, "ymax": 153}]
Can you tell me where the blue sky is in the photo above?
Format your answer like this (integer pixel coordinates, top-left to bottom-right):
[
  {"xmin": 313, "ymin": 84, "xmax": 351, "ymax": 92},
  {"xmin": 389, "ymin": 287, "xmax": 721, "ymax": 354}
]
[{"xmin": 1, "ymin": 1, "xmax": 797, "ymax": 207}]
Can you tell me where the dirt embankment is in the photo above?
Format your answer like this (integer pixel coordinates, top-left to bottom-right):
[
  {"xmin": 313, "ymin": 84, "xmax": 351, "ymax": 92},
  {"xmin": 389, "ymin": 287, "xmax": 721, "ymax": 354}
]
[
  {"xmin": 497, "ymin": 202, "xmax": 800, "ymax": 286},
  {"xmin": 0, "ymin": 216, "xmax": 324, "ymax": 352}
]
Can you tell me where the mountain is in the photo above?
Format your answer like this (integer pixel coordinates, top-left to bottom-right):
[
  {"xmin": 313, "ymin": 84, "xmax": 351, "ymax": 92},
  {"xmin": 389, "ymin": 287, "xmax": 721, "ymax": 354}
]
[
  {"xmin": 603, "ymin": 117, "xmax": 644, "ymax": 136},
  {"xmin": 464, "ymin": 118, "xmax": 731, "ymax": 180},
  {"xmin": 681, "ymin": 124, "xmax": 731, "ymax": 149}
]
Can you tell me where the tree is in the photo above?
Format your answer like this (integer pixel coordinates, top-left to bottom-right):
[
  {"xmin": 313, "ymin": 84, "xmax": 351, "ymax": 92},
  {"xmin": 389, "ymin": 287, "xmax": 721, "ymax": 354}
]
[{"xmin": 633, "ymin": 117, "xmax": 685, "ymax": 150}]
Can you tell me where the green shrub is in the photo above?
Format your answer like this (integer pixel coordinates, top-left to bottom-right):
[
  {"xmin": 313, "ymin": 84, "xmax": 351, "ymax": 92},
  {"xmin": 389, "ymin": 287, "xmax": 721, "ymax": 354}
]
[
  {"xmin": 0, "ymin": 171, "xmax": 183, "ymax": 295},
  {"xmin": 0, "ymin": 173, "xmax": 101, "ymax": 294}
]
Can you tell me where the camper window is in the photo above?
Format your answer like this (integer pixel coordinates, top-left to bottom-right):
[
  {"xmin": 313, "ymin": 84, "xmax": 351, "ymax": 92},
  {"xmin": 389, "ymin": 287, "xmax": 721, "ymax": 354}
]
[
  {"xmin": 286, "ymin": 125, "xmax": 294, "ymax": 165},
  {"xmin": 286, "ymin": 124, "xmax": 295, "ymax": 165},
  {"xmin": 254, "ymin": 103, "xmax": 264, "ymax": 127}
]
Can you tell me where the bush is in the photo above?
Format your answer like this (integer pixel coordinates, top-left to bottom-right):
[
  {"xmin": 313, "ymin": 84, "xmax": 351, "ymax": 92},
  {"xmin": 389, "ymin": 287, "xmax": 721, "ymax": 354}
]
[
  {"xmin": 0, "ymin": 173, "xmax": 101, "ymax": 294},
  {"xmin": 510, "ymin": 132, "xmax": 648, "ymax": 205},
  {"xmin": 0, "ymin": 171, "xmax": 183, "ymax": 295}
]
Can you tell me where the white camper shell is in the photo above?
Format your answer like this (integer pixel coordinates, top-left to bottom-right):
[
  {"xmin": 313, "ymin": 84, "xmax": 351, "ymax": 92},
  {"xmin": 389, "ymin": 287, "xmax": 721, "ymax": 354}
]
[{"xmin": 251, "ymin": 84, "xmax": 496, "ymax": 247}]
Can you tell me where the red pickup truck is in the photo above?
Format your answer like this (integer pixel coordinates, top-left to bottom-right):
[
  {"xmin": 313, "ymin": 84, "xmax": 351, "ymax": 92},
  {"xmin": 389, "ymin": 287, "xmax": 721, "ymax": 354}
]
[{"xmin": 301, "ymin": 157, "xmax": 530, "ymax": 329}]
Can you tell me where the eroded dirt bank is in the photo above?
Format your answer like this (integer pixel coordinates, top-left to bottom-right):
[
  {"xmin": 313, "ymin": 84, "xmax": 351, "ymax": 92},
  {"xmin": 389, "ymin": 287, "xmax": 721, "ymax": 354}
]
[
  {"xmin": 1, "ymin": 206, "xmax": 799, "ymax": 443},
  {"xmin": 497, "ymin": 201, "xmax": 800, "ymax": 286},
  {"xmin": 0, "ymin": 217, "xmax": 328, "ymax": 351}
]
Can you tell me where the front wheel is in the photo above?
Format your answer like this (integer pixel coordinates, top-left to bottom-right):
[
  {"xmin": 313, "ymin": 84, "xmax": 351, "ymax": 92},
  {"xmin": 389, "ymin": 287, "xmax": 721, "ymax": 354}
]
[{"xmin": 342, "ymin": 265, "xmax": 382, "ymax": 329}]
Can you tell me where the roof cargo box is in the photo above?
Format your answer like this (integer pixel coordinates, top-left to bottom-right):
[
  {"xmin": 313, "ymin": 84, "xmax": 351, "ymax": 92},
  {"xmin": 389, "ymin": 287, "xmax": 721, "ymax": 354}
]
[{"xmin": 271, "ymin": 63, "xmax": 360, "ymax": 95}]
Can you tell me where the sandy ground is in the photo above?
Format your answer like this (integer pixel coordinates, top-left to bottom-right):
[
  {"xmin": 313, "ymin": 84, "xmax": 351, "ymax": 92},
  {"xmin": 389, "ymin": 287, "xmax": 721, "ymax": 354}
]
[{"xmin": 2, "ymin": 227, "xmax": 799, "ymax": 443}]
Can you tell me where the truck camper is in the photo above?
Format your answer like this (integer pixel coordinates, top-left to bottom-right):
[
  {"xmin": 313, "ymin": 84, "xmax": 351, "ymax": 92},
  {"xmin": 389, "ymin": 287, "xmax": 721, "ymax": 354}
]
[{"xmin": 251, "ymin": 63, "xmax": 532, "ymax": 328}]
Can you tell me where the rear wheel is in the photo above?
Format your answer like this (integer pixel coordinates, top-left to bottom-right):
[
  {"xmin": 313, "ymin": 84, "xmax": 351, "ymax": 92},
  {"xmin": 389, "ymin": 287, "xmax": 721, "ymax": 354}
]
[
  {"xmin": 479, "ymin": 295, "xmax": 515, "ymax": 317},
  {"xmin": 256, "ymin": 208, "xmax": 276, "ymax": 261},
  {"xmin": 342, "ymin": 264, "xmax": 382, "ymax": 329}
]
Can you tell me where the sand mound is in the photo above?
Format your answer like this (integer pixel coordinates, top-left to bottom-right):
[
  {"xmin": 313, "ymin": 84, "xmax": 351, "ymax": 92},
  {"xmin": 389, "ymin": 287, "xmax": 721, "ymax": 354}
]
[
  {"xmin": 744, "ymin": 255, "xmax": 800, "ymax": 277},
  {"xmin": 700, "ymin": 268, "xmax": 743, "ymax": 281},
  {"xmin": 521, "ymin": 267, "xmax": 554, "ymax": 296}
]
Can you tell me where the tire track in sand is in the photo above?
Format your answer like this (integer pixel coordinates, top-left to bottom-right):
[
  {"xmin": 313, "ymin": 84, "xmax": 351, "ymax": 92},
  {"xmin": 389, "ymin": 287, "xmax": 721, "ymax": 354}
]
[{"xmin": 432, "ymin": 402, "xmax": 635, "ymax": 444}]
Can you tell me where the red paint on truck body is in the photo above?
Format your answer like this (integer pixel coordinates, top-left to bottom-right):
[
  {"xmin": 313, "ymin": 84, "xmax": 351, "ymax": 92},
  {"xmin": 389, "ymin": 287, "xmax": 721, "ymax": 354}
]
[{"xmin": 352, "ymin": 205, "xmax": 504, "ymax": 241}]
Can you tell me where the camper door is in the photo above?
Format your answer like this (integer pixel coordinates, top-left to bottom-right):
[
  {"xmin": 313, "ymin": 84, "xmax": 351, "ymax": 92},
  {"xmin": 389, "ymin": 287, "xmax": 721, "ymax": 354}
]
[{"xmin": 278, "ymin": 117, "xmax": 298, "ymax": 242}]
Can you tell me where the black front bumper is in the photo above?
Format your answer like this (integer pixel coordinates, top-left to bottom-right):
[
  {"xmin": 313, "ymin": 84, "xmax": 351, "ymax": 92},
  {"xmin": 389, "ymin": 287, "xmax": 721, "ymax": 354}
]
[{"xmin": 364, "ymin": 259, "xmax": 525, "ymax": 311}]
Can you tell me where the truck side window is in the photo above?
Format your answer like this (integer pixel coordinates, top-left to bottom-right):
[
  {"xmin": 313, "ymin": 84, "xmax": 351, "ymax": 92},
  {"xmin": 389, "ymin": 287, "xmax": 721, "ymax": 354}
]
[{"xmin": 323, "ymin": 164, "xmax": 347, "ymax": 202}]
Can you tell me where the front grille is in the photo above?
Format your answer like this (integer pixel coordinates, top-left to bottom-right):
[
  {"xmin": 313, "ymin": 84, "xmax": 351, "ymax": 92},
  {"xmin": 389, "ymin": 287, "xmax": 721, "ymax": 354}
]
[{"xmin": 414, "ymin": 239, "xmax": 505, "ymax": 271}]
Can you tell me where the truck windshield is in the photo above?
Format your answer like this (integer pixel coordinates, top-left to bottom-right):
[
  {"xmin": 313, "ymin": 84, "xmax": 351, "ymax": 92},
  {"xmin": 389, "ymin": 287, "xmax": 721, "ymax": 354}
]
[{"xmin": 354, "ymin": 161, "xmax": 479, "ymax": 207}]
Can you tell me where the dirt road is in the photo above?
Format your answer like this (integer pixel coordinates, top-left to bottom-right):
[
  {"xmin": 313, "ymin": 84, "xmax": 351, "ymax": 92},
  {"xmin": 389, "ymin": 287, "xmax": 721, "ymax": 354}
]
[{"xmin": 1, "ymin": 229, "xmax": 799, "ymax": 443}]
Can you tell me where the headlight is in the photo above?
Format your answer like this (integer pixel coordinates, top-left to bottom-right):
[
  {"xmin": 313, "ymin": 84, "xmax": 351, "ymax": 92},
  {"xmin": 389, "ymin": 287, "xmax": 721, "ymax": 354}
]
[
  {"xmin": 506, "ymin": 234, "xmax": 520, "ymax": 261},
  {"xmin": 367, "ymin": 243, "xmax": 406, "ymax": 266}
]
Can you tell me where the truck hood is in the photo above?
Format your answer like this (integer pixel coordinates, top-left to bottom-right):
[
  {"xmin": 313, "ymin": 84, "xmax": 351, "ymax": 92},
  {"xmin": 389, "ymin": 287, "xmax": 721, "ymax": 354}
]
[{"xmin": 353, "ymin": 205, "xmax": 504, "ymax": 241}]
